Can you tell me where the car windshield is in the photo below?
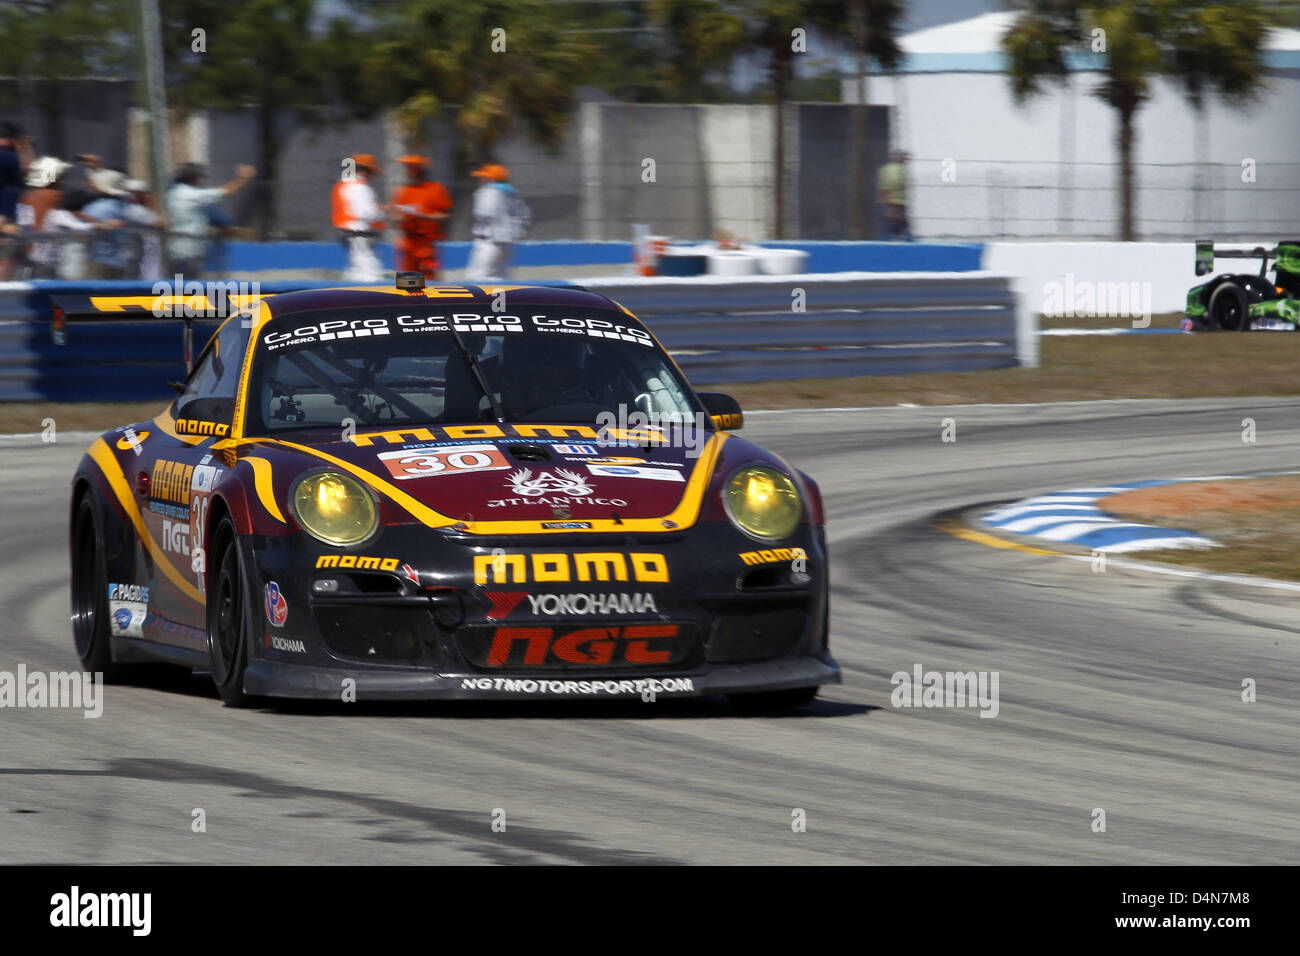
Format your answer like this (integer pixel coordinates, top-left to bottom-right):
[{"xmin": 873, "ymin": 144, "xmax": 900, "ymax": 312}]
[{"xmin": 243, "ymin": 305, "xmax": 701, "ymax": 435}]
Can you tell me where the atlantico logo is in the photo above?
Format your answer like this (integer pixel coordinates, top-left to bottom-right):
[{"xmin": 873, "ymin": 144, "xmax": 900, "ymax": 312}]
[
  {"xmin": 473, "ymin": 551, "xmax": 668, "ymax": 585},
  {"xmin": 315, "ymin": 555, "xmax": 401, "ymax": 571},
  {"xmin": 152, "ymin": 459, "xmax": 193, "ymax": 504}
]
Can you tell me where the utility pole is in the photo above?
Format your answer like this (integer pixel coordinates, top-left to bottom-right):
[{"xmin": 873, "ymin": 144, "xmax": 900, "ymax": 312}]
[{"xmin": 139, "ymin": 0, "xmax": 170, "ymax": 258}]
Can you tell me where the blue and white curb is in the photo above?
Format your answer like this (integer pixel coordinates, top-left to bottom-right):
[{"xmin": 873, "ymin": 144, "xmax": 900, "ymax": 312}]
[{"xmin": 980, "ymin": 478, "xmax": 1231, "ymax": 553}]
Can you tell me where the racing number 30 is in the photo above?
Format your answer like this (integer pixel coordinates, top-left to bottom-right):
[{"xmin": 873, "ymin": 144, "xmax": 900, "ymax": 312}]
[{"xmin": 377, "ymin": 444, "xmax": 510, "ymax": 481}]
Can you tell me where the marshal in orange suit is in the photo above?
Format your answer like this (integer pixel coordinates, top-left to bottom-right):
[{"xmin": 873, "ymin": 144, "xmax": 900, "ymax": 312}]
[{"xmin": 389, "ymin": 155, "xmax": 453, "ymax": 278}]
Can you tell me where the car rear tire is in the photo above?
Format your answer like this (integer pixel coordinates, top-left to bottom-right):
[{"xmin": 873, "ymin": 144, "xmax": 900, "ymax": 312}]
[
  {"xmin": 70, "ymin": 495, "xmax": 128, "ymax": 681},
  {"xmin": 207, "ymin": 516, "xmax": 256, "ymax": 708},
  {"xmin": 1208, "ymin": 283, "xmax": 1249, "ymax": 331},
  {"xmin": 727, "ymin": 686, "xmax": 818, "ymax": 713}
]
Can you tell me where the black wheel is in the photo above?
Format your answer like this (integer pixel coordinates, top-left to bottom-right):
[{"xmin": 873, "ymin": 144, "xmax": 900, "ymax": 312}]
[
  {"xmin": 70, "ymin": 495, "xmax": 127, "ymax": 680},
  {"xmin": 727, "ymin": 686, "xmax": 818, "ymax": 713},
  {"xmin": 207, "ymin": 516, "xmax": 255, "ymax": 707},
  {"xmin": 1208, "ymin": 283, "xmax": 1249, "ymax": 331}
]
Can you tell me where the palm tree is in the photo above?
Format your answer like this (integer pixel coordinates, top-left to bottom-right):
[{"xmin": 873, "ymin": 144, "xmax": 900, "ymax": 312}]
[
  {"xmin": 365, "ymin": 0, "xmax": 594, "ymax": 171},
  {"xmin": 1002, "ymin": 0, "xmax": 1272, "ymax": 241}
]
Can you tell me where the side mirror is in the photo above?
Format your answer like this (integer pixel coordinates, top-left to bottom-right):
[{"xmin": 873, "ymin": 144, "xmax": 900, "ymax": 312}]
[
  {"xmin": 698, "ymin": 392, "xmax": 744, "ymax": 431},
  {"xmin": 1195, "ymin": 239, "xmax": 1214, "ymax": 276}
]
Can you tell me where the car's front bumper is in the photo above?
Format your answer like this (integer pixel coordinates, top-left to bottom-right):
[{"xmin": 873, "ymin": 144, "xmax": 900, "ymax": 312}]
[{"xmin": 244, "ymin": 651, "xmax": 841, "ymax": 700}]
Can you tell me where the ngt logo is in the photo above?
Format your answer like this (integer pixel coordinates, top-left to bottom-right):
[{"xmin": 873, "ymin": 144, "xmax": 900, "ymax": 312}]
[
  {"xmin": 483, "ymin": 624, "xmax": 683, "ymax": 667},
  {"xmin": 473, "ymin": 551, "xmax": 668, "ymax": 585}
]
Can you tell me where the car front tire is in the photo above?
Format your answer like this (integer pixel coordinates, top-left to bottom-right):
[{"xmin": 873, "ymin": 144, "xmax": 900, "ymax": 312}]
[{"xmin": 1208, "ymin": 283, "xmax": 1249, "ymax": 331}]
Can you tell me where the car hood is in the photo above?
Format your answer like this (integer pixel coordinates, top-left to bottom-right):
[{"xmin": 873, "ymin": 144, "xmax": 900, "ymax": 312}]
[{"xmin": 273, "ymin": 426, "xmax": 719, "ymax": 525}]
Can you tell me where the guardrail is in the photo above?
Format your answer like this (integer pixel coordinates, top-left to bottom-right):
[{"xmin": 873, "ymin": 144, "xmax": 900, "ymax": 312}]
[
  {"xmin": 0, "ymin": 271, "xmax": 1031, "ymax": 401},
  {"xmin": 581, "ymin": 272, "xmax": 1031, "ymax": 383}
]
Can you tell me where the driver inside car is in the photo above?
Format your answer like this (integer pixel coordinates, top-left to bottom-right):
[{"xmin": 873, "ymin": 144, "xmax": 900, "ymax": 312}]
[{"xmin": 498, "ymin": 334, "xmax": 599, "ymax": 417}]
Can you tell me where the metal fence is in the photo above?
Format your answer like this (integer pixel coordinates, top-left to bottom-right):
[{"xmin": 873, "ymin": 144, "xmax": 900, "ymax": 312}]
[{"xmin": 908, "ymin": 160, "xmax": 1300, "ymax": 243}]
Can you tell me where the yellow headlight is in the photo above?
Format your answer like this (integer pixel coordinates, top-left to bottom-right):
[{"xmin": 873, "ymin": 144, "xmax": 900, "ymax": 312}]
[
  {"xmin": 725, "ymin": 465, "xmax": 801, "ymax": 540},
  {"xmin": 292, "ymin": 471, "xmax": 377, "ymax": 546}
]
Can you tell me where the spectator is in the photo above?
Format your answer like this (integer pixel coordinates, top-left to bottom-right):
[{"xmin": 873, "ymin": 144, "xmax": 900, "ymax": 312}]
[
  {"xmin": 17, "ymin": 156, "xmax": 71, "ymax": 278},
  {"xmin": 82, "ymin": 169, "xmax": 131, "ymax": 278},
  {"xmin": 389, "ymin": 154, "xmax": 452, "ymax": 279},
  {"xmin": 877, "ymin": 149, "xmax": 912, "ymax": 241},
  {"xmin": 59, "ymin": 153, "xmax": 102, "ymax": 211},
  {"xmin": 204, "ymin": 204, "xmax": 234, "ymax": 275},
  {"xmin": 330, "ymin": 153, "xmax": 384, "ymax": 282},
  {"xmin": 0, "ymin": 122, "xmax": 33, "ymax": 280},
  {"xmin": 165, "ymin": 162, "xmax": 256, "ymax": 277},
  {"xmin": 464, "ymin": 163, "xmax": 529, "ymax": 282},
  {"xmin": 123, "ymin": 179, "xmax": 164, "ymax": 280}
]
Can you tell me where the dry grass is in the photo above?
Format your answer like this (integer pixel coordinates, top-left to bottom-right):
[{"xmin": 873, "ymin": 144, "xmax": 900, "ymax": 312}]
[
  {"xmin": 710, "ymin": 323, "xmax": 1300, "ymax": 410},
  {"xmin": 1103, "ymin": 476, "xmax": 1300, "ymax": 581}
]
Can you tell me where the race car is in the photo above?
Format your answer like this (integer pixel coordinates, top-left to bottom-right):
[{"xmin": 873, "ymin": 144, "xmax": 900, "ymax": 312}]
[
  {"xmin": 62, "ymin": 275, "xmax": 838, "ymax": 709},
  {"xmin": 1181, "ymin": 239, "xmax": 1300, "ymax": 331}
]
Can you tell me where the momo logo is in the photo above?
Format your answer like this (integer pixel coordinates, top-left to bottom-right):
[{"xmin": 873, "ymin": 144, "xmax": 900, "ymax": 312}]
[
  {"xmin": 175, "ymin": 419, "xmax": 229, "ymax": 436},
  {"xmin": 740, "ymin": 547, "xmax": 807, "ymax": 566},
  {"xmin": 152, "ymin": 460, "xmax": 193, "ymax": 504},
  {"xmin": 474, "ymin": 551, "xmax": 669, "ymax": 585},
  {"xmin": 315, "ymin": 555, "xmax": 400, "ymax": 571},
  {"xmin": 479, "ymin": 624, "xmax": 686, "ymax": 667},
  {"xmin": 507, "ymin": 468, "xmax": 592, "ymax": 497}
]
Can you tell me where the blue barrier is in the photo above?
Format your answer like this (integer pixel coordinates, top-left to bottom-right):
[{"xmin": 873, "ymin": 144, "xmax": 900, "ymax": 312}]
[
  {"xmin": 0, "ymin": 269, "xmax": 1023, "ymax": 401},
  {"xmin": 223, "ymin": 240, "xmax": 985, "ymax": 275}
]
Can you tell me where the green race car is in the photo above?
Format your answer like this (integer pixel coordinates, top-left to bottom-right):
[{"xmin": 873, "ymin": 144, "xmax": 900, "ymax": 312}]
[{"xmin": 1182, "ymin": 240, "xmax": 1300, "ymax": 331}]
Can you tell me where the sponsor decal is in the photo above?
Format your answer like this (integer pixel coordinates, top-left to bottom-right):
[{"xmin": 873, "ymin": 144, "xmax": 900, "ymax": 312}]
[
  {"xmin": 485, "ymin": 591, "xmax": 658, "ymax": 620},
  {"xmin": 485, "ymin": 591, "xmax": 528, "ymax": 620},
  {"xmin": 352, "ymin": 423, "xmax": 669, "ymax": 447},
  {"xmin": 586, "ymin": 464, "xmax": 685, "ymax": 482},
  {"xmin": 143, "ymin": 610, "xmax": 205, "ymax": 642},
  {"xmin": 264, "ymin": 581, "xmax": 288, "ymax": 627},
  {"xmin": 739, "ymin": 546, "xmax": 807, "ymax": 566},
  {"xmin": 263, "ymin": 313, "xmax": 651, "ymax": 350},
  {"xmin": 552, "ymin": 444, "xmax": 598, "ymax": 456},
  {"xmin": 486, "ymin": 467, "xmax": 631, "ymax": 509},
  {"xmin": 482, "ymin": 624, "xmax": 682, "ymax": 667},
  {"xmin": 151, "ymin": 459, "xmax": 193, "ymax": 505},
  {"xmin": 262, "ymin": 317, "xmax": 393, "ymax": 350},
  {"xmin": 115, "ymin": 429, "xmax": 149, "ymax": 451},
  {"xmin": 266, "ymin": 633, "xmax": 307, "ymax": 654},
  {"xmin": 542, "ymin": 521, "xmax": 593, "ymax": 530},
  {"xmin": 711, "ymin": 412, "xmax": 743, "ymax": 430},
  {"xmin": 175, "ymin": 418, "xmax": 229, "ymax": 437},
  {"xmin": 161, "ymin": 519, "xmax": 190, "ymax": 557},
  {"xmin": 108, "ymin": 601, "xmax": 146, "ymax": 638},
  {"xmin": 315, "ymin": 555, "xmax": 401, "ymax": 571},
  {"xmin": 507, "ymin": 468, "xmax": 592, "ymax": 498},
  {"xmin": 108, "ymin": 583, "xmax": 150, "ymax": 603},
  {"xmin": 460, "ymin": 676, "xmax": 694, "ymax": 696},
  {"xmin": 376, "ymin": 444, "xmax": 510, "ymax": 480},
  {"xmin": 190, "ymin": 460, "xmax": 220, "ymax": 593},
  {"xmin": 474, "ymin": 551, "xmax": 669, "ymax": 585}
]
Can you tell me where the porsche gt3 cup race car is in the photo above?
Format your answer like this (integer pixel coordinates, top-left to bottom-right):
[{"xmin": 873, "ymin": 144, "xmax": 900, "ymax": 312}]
[
  {"xmin": 1181, "ymin": 239, "xmax": 1300, "ymax": 331},
  {"xmin": 63, "ymin": 275, "xmax": 838, "ymax": 709}
]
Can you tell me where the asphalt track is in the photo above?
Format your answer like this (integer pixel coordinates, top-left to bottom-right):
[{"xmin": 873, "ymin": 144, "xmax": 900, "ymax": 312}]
[{"xmin": 1, "ymin": 397, "xmax": 1297, "ymax": 864}]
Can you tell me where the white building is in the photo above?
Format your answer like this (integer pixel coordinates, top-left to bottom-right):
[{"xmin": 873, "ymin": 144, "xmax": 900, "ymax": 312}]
[{"xmin": 845, "ymin": 12, "xmax": 1300, "ymax": 241}]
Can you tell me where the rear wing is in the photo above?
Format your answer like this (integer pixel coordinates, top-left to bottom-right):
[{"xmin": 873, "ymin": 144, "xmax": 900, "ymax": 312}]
[
  {"xmin": 49, "ymin": 291, "xmax": 271, "ymax": 372},
  {"xmin": 1194, "ymin": 239, "xmax": 1278, "ymax": 278}
]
